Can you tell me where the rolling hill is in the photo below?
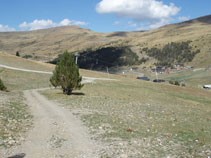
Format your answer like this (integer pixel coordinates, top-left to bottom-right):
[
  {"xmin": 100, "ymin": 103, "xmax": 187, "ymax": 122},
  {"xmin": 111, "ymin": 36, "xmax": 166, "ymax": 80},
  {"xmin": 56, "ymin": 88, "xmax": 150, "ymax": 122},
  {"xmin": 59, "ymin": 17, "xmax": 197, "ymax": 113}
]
[{"xmin": 0, "ymin": 15, "xmax": 211, "ymax": 67}]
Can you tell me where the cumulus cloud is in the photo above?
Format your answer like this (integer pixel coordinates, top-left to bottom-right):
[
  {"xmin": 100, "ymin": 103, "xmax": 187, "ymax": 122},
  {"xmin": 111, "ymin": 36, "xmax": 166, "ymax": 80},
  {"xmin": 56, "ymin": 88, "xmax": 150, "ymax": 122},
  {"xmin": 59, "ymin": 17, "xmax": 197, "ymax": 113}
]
[
  {"xmin": 96, "ymin": 0, "xmax": 180, "ymax": 29},
  {"xmin": 113, "ymin": 21, "xmax": 121, "ymax": 25},
  {"xmin": 0, "ymin": 24, "xmax": 16, "ymax": 32},
  {"xmin": 178, "ymin": 16, "xmax": 190, "ymax": 22},
  {"xmin": 19, "ymin": 19, "xmax": 88, "ymax": 30},
  {"xmin": 149, "ymin": 18, "xmax": 170, "ymax": 29},
  {"xmin": 128, "ymin": 21, "xmax": 137, "ymax": 27}
]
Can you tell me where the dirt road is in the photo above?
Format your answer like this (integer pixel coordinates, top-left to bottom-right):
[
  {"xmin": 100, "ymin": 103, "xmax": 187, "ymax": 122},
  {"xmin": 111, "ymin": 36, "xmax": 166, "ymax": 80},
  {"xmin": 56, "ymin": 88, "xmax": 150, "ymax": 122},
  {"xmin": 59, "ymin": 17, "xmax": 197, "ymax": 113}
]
[
  {"xmin": 2, "ymin": 89, "xmax": 100, "ymax": 158},
  {"xmin": 0, "ymin": 64, "xmax": 118, "ymax": 82}
]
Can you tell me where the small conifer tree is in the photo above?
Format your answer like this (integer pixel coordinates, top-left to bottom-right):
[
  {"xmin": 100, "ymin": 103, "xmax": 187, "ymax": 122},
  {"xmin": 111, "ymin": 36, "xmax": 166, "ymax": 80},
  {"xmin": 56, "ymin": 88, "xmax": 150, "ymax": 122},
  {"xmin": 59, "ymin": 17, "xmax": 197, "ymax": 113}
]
[
  {"xmin": 0, "ymin": 78, "xmax": 7, "ymax": 91},
  {"xmin": 50, "ymin": 51, "xmax": 83, "ymax": 95},
  {"xmin": 16, "ymin": 51, "xmax": 20, "ymax": 57}
]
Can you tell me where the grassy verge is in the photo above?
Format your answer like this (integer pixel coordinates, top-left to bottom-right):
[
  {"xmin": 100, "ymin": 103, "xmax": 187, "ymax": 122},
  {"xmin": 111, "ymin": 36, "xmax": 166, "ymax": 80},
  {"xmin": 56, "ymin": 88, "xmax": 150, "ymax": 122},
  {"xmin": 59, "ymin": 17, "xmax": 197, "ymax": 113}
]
[
  {"xmin": 159, "ymin": 69, "xmax": 211, "ymax": 88},
  {"xmin": 0, "ymin": 91, "xmax": 32, "ymax": 148},
  {"xmin": 0, "ymin": 67, "xmax": 51, "ymax": 149},
  {"xmin": 41, "ymin": 78, "xmax": 211, "ymax": 157}
]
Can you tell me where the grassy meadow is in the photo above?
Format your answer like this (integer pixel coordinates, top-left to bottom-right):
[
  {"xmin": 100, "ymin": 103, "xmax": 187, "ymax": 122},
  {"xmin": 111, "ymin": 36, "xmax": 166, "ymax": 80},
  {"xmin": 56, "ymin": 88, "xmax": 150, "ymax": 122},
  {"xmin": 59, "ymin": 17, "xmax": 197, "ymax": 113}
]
[
  {"xmin": 0, "ymin": 53, "xmax": 52, "ymax": 148},
  {"xmin": 0, "ymin": 53, "xmax": 211, "ymax": 157},
  {"xmin": 41, "ymin": 77, "xmax": 211, "ymax": 157}
]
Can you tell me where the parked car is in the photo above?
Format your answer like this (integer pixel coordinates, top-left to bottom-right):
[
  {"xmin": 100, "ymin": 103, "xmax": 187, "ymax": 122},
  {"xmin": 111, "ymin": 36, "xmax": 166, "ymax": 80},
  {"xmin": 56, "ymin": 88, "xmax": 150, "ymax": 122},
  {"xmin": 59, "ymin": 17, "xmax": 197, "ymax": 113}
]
[
  {"xmin": 136, "ymin": 76, "xmax": 150, "ymax": 81},
  {"xmin": 153, "ymin": 79, "xmax": 165, "ymax": 82},
  {"xmin": 203, "ymin": 85, "xmax": 211, "ymax": 89}
]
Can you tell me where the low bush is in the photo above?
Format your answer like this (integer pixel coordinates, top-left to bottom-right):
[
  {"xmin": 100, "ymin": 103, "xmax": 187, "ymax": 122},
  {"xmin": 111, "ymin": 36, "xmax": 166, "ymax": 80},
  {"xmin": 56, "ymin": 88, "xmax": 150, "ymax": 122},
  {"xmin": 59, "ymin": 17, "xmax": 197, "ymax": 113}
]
[
  {"xmin": 169, "ymin": 80, "xmax": 174, "ymax": 85},
  {"xmin": 169, "ymin": 80, "xmax": 185, "ymax": 87},
  {"xmin": 0, "ymin": 78, "xmax": 7, "ymax": 91},
  {"xmin": 23, "ymin": 55, "xmax": 32, "ymax": 59},
  {"xmin": 174, "ymin": 80, "xmax": 180, "ymax": 86},
  {"xmin": 16, "ymin": 51, "xmax": 20, "ymax": 57}
]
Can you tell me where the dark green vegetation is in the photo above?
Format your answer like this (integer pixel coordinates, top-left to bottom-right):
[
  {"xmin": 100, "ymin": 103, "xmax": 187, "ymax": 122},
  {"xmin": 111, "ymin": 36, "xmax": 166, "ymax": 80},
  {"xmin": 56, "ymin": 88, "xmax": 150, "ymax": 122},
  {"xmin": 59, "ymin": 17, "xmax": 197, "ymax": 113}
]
[
  {"xmin": 50, "ymin": 46, "xmax": 142, "ymax": 70},
  {"xmin": 142, "ymin": 41, "xmax": 200, "ymax": 67},
  {"xmin": 15, "ymin": 51, "xmax": 20, "ymax": 57},
  {"xmin": 77, "ymin": 47, "xmax": 141, "ymax": 70},
  {"xmin": 50, "ymin": 51, "xmax": 83, "ymax": 95},
  {"xmin": 22, "ymin": 54, "xmax": 33, "ymax": 59},
  {"xmin": 0, "ymin": 78, "xmax": 7, "ymax": 91},
  {"xmin": 169, "ymin": 80, "xmax": 185, "ymax": 87}
]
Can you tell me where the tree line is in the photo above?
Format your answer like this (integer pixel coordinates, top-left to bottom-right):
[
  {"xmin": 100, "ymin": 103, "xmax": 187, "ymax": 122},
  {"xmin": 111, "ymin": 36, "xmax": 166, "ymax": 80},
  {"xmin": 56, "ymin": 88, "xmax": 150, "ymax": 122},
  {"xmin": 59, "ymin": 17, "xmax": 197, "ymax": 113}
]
[{"xmin": 141, "ymin": 41, "xmax": 200, "ymax": 67}]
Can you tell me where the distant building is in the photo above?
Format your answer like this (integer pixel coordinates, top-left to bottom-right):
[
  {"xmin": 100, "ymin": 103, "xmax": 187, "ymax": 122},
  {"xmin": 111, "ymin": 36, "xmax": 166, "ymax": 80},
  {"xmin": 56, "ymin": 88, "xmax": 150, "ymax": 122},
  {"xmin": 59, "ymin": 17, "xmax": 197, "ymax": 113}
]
[
  {"xmin": 151, "ymin": 66, "xmax": 166, "ymax": 74},
  {"xmin": 174, "ymin": 63, "xmax": 184, "ymax": 70}
]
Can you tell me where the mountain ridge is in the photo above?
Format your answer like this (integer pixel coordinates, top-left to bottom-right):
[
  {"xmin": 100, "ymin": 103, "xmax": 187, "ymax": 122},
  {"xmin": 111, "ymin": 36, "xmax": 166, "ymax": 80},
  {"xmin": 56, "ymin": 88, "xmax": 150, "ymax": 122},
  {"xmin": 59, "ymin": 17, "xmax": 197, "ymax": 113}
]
[{"xmin": 0, "ymin": 14, "xmax": 211, "ymax": 67}]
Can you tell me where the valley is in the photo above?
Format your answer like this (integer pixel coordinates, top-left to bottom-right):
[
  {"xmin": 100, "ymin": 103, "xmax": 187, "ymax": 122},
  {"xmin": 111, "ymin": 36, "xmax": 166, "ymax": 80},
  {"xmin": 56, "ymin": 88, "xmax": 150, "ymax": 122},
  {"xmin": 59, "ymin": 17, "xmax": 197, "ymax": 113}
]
[{"xmin": 0, "ymin": 15, "xmax": 211, "ymax": 158}]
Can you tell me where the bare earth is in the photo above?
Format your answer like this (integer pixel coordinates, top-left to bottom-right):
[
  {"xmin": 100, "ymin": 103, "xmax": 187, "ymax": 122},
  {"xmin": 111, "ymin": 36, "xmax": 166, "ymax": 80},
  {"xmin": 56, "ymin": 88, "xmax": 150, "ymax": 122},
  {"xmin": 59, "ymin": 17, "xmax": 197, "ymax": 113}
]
[{"xmin": 1, "ymin": 89, "xmax": 100, "ymax": 158}]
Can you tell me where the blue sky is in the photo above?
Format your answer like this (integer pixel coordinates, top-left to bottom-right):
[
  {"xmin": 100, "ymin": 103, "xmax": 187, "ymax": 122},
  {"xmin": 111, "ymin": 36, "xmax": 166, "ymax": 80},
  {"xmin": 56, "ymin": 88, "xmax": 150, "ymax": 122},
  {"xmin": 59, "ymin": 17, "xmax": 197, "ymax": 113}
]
[{"xmin": 0, "ymin": 0, "xmax": 210, "ymax": 32}]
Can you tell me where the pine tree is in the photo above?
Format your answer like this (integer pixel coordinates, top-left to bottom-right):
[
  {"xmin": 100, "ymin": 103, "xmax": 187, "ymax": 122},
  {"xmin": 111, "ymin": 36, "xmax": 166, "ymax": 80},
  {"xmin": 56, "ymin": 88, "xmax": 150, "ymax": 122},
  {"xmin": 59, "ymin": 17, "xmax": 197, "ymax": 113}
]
[
  {"xmin": 16, "ymin": 51, "xmax": 20, "ymax": 57},
  {"xmin": 50, "ymin": 51, "xmax": 83, "ymax": 95},
  {"xmin": 0, "ymin": 78, "xmax": 7, "ymax": 91}
]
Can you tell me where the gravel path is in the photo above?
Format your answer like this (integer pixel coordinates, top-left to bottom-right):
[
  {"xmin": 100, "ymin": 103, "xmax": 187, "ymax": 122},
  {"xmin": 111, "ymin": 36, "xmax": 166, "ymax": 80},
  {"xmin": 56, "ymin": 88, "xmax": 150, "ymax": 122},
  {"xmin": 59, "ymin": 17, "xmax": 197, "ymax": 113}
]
[
  {"xmin": 0, "ymin": 64, "xmax": 118, "ymax": 82},
  {"xmin": 1, "ymin": 89, "xmax": 100, "ymax": 158}
]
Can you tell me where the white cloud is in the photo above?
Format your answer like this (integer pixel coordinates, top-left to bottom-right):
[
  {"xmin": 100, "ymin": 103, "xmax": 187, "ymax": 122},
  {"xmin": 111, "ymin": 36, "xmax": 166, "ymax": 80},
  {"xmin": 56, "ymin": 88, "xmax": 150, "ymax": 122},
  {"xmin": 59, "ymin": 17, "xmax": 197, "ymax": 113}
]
[
  {"xmin": 19, "ymin": 19, "xmax": 56, "ymax": 30},
  {"xmin": 19, "ymin": 19, "xmax": 88, "ymax": 30},
  {"xmin": 59, "ymin": 19, "xmax": 88, "ymax": 26},
  {"xmin": 178, "ymin": 16, "xmax": 190, "ymax": 22},
  {"xmin": 113, "ymin": 21, "xmax": 121, "ymax": 25},
  {"xmin": 136, "ymin": 18, "xmax": 170, "ymax": 31},
  {"xmin": 60, "ymin": 19, "xmax": 71, "ymax": 26},
  {"xmin": 128, "ymin": 21, "xmax": 137, "ymax": 27},
  {"xmin": 96, "ymin": 0, "xmax": 180, "ymax": 29},
  {"xmin": 71, "ymin": 20, "xmax": 88, "ymax": 26},
  {"xmin": 149, "ymin": 18, "xmax": 170, "ymax": 29},
  {"xmin": 0, "ymin": 24, "xmax": 16, "ymax": 32}
]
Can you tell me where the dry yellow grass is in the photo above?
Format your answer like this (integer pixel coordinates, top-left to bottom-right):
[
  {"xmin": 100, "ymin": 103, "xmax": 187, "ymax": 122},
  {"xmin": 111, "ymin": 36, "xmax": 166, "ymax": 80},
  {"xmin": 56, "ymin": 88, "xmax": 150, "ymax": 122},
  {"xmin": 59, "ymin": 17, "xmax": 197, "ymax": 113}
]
[
  {"xmin": 0, "ymin": 53, "xmax": 54, "ymax": 71},
  {"xmin": 0, "ymin": 53, "xmax": 211, "ymax": 156},
  {"xmin": 1, "ymin": 15, "xmax": 211, "ymax": 68},
  {"xmin": 41, "ymin": 76, "xmax": 211, "ymax": 157}
]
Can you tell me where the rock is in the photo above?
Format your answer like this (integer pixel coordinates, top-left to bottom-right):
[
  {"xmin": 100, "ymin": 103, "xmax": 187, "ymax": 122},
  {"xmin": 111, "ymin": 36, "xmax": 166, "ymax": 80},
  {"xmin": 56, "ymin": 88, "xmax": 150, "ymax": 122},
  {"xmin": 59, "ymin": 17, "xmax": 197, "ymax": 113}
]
[{"xmin": 8, "ymin": 153, "xmax": 26, "ymax": 158}]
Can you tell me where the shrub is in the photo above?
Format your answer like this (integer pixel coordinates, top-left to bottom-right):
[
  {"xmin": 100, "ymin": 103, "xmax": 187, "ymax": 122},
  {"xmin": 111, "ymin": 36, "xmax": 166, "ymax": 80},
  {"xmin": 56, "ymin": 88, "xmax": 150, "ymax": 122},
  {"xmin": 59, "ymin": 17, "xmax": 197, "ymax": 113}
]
[
  {"xmin": 16, "ymin": 51, "xmax": 20, "ymax": 57},
  {"xmin": 23, "ymin": 55, "xmax": 32, "ymax": 59},
  {"xmin": 50, "ymin": 51, "xmax": 83, "ymax": 95},
  {"xmin": 169, "ymin": 80, "xmax": 184, "ymax": 86},
  {"xmin": 0, "ymin": 79, "xmax": 7, "ymax": 91},
  {"xmin": 174, "ymin": 80, "xmax": 180, "ymax": 86},
  {"xmin": 169, "ymin": 80, "xmax": 174, "ymax": 85}
]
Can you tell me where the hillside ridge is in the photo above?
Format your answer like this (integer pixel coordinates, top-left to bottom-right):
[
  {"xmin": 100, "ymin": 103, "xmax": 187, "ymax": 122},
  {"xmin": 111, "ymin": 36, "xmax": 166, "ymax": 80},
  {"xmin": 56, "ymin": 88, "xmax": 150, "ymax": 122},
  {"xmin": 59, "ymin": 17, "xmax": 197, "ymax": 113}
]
[{"xmin": 0, "ymin": 14, "xmax": 211, "ymax": 68}]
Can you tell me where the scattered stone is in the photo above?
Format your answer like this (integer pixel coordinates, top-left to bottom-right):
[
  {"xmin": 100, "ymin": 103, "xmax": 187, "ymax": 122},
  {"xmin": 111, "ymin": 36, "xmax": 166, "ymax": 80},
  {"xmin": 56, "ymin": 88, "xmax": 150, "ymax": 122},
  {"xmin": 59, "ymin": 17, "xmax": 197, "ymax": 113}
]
[{"xmin": 8, "ymin": 153, "xmax": 25, "ymax": 158}]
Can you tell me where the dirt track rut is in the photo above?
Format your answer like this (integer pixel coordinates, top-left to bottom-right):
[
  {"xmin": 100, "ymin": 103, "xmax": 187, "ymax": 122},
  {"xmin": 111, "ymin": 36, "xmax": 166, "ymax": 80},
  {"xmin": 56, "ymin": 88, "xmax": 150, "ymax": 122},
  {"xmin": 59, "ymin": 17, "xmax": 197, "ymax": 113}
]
[{"xmin": 2, "ymin": 89, "xmax": 99, "ymax": 158}]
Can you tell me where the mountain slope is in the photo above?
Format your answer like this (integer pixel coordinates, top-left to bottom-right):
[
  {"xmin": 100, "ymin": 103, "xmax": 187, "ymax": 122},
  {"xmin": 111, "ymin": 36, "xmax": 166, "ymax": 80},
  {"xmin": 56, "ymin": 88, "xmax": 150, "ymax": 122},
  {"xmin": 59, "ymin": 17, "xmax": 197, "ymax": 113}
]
[
  {"xmin": 124, "ymin": 15, "xmax": 211, "ymax": 67},
  {"xmin": 0, "ymin": 15, "xmax": 211, "ymax": 67},
  {"xmin": 0, "ymin": 26, "xmax": 122, "ymax": 61}
]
